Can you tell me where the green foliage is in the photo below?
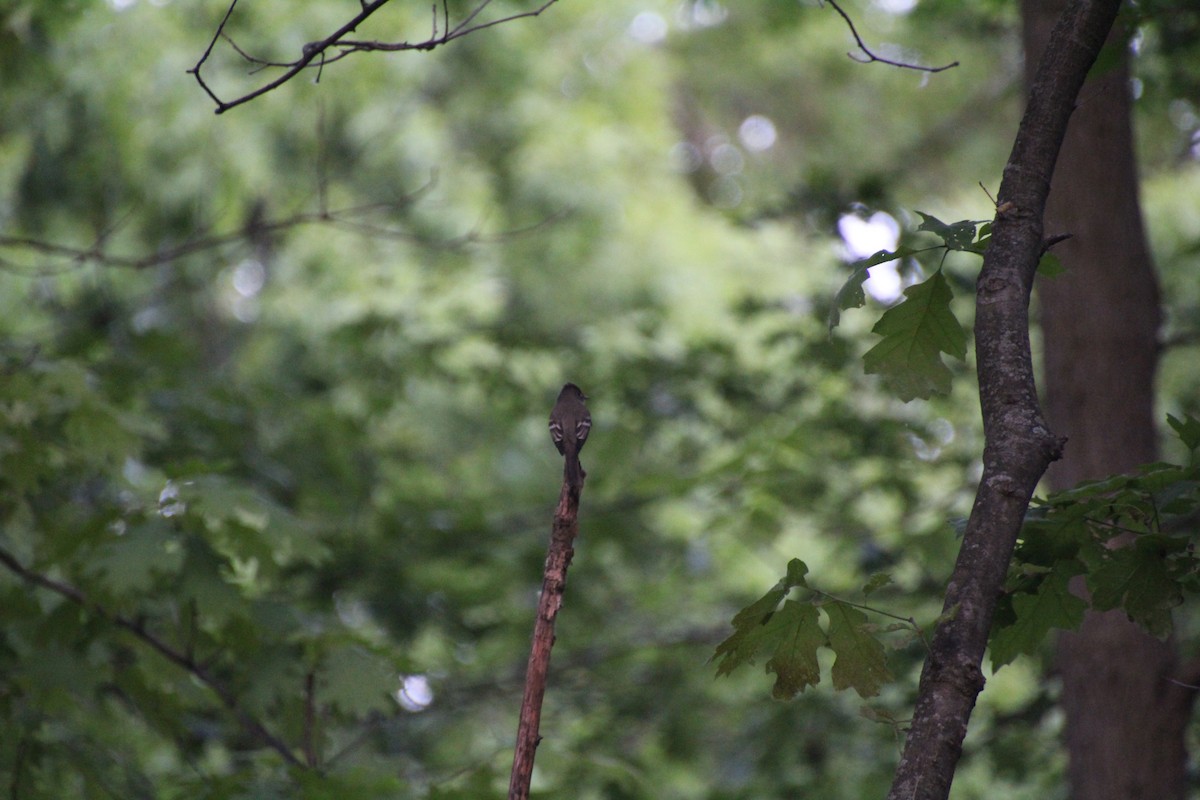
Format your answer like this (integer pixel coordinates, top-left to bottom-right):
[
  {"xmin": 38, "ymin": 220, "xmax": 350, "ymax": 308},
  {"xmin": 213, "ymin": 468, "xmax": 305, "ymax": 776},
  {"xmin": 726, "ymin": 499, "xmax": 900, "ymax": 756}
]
[
  {"xmin": 915, "ymin": 211, "xmax": 984, "ymax": 252},
  {"xmin": 1167, "ymin": 412, "xmax": 1200, "ymax": 457},
  {"xmin": 831, "ymin": 210, "xmax": 993, "ymax": 401},
  {"xmin": 0, "ymin": 2, "xmax": 993, "ymax": 791},
  {"xmin": 713, "ymin": 559, "xmax": 902, "ymax": 700},
  {"xmin": 827, "ymin": 246, "xmax": 923, "ymax": 329},
  {"xmin": 2, "ymin": 0, "xmax": 1196, "ymax": 796},
  {"xmin": 1037, "ymin": 250, "xmax": 1065, "ymax": 277},
  {"xmin": 991, "ymin": 416, "xmax": 1200, "ymax": 668},
  {"xmin": 990, "ymin": 563, "xmax": 1087, "ymax": 668},
  {"xmin": 862, "ymin": 269, "xmax": 967, "ymax": 401},
  {"xmin": 825, "ymin": 602, "xmax": 893, "ymax": 697},
  {"xmin": 831, "ymin": 210, "xmax": 1072, "ymax": 402}
]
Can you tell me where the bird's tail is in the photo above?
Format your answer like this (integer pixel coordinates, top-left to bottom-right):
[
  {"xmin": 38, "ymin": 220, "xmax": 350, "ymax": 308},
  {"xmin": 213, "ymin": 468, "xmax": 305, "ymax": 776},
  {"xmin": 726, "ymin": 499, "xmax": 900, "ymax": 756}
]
[{"xmin": 564, "ymin": 445, "xmax": 585, "ymax": 489}]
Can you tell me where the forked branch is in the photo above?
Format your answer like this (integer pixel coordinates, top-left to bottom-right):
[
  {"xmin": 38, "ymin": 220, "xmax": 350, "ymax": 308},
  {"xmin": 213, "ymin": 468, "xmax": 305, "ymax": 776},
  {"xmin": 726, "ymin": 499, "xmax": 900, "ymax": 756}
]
[
  {"xmin": 190, "ymin": 0, "xmax": 560, "ymax": 114},
  {"xmin": 822, "ymin": 0, "xmax": 958, "ymax": 73}
]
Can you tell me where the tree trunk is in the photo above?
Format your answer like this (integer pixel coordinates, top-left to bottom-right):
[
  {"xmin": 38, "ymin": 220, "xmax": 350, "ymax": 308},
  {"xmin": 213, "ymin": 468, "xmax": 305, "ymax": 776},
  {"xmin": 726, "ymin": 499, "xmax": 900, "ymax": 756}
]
[
  {"xmin": 883, "ymin": 2, "xmax": 1119, "ymax": 798},
  {"xmin": 1021, "ymin": 2, "xmax": 1195, "ymax": 798}
]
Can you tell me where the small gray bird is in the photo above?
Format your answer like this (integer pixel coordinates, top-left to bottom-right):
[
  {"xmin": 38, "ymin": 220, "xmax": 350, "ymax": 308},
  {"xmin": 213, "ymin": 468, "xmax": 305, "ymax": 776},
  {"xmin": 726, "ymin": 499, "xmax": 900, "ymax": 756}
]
[{"xmin": 548, "ymin": 383, "xmax": 591, "ymax": 488}]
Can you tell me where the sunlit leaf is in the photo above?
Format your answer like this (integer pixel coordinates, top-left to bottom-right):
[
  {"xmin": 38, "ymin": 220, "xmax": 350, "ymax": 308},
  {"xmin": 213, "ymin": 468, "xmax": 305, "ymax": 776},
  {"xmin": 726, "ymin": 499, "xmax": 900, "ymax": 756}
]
[{"xmin": 829, "ymin": 246, "xmax": 923, "ymax": 330}]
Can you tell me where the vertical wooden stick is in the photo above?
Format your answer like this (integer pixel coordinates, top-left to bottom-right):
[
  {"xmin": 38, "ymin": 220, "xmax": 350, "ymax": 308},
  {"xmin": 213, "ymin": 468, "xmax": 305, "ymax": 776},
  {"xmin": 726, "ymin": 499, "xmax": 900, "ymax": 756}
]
[{"xmin": 507, "ymin": 480, "xmax": 582, "ymax": 800}]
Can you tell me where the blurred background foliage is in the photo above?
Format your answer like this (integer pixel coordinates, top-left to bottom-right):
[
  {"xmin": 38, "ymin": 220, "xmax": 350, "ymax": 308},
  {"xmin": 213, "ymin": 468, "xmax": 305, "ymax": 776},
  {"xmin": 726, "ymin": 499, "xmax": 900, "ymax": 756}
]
[{"xmin": 0, "ymin": 0, "xmax": 1197, "ymax": 798}]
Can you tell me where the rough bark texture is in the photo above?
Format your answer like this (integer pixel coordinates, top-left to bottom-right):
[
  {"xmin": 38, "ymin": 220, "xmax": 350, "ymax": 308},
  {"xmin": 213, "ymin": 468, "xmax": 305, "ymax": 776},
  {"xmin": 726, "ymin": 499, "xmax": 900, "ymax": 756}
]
[
  {"xmin": 508, "ymin": 480, "xmax": 583, "ymax": 800},
  {"xmin": 1021, "ymin": 3, "xmax": 1195, "ymax": 798},
  {"xmin": 883, "ymin": 3, "xmax": 1121, "ymax": 799}
]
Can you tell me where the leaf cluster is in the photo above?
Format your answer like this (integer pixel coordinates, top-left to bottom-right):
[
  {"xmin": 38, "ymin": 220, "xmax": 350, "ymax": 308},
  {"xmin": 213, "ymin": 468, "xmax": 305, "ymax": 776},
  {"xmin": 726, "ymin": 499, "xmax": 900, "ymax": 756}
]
[
  {"xmin": 713, "ymin": 559, "xmax": 911, "ymax": 701},
  {"xmin": 0, "ymin": 346, "xmax": 409, "ymax": 798},
  {"xmin": 989, "ymin": 414, "xmax": 1200, "ymax": 668},
  {"xmin": 830, "ymin": 211, "xmax": 1065, "ymax": 401}
]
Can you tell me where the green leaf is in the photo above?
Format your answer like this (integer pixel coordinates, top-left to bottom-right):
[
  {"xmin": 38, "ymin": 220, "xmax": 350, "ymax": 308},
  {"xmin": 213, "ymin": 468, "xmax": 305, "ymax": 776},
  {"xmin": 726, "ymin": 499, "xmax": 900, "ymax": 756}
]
[
  {"xmin": 764, "ymin": 600, "xmax": 826, "ymax": 699},
  {"xmin": 1087, "ymin": 545, "xmax": 1181, "ymax": 639},
  {"xmin": 830, "ymin": 268, "xmax": 870, "ymax": 331},
  {"xmin": 1037, "ymin": 251, "xmax": 1065, "ymax": 278},
  {"xmin": 713, "ymin": 592, "xmax": 789, "ymax": 677},
  {"xmin": 321, "ymin": 646, "xmax": 397, "ymax": 717},
  {"xmin": 966, "ymin": 234, "xmax": 991, "ymax": 255},
  {"xmin": 784, "ymin": 557, "xmax": 810, "ymax": 589},
  {"xmin": 825, "ymin": 602, "xmax": 892, "ymax": 698},
  {"xmin": 713, "ymin": 559, "xmax": 813, "ymax": 681},
  {"xmin": 176, "ymin": 537, "xmax": 245, "ymax": 624},
  {"xmin": 1167, "ymin": 413, "xmax": 1200, "ymax": 453},
  {"xmin": 862, "ymin": 572, "xmax": 893, "ymax": 597},
  {"xmin": 862, "ymin": 270, "xmax": 967, "ymax": 400},
  {"xmin": 915, "ymin": 211, "xmax": 979, "ymax": 251},
  {"xmin": 714, "ymin": 563, "xmax": 804, "ymax": 674},
  {"xmin": 240, "ymin": 648, "xmax": 307, "ymax": 716},
  {"xmin": 965, "ymin": 222, "xmax": 992, "ymax": 255},
  {"xmin": 990, "ymin": 561, "xmax": 1086, "ymax": 669},
  {"xmin": 1016, "ymin": 508, "xmax": 1090, "ymax": 566},
  {"xmin": 853, "ymin": 247, "xmax": 922, "ymax": 271},
  {"xmin": 828, "ymin": 246, "xmax": 922, "ymax": 331},
  {"xmin": 91, "ymin": 519, "xmax": 183, "ymax": 593}
]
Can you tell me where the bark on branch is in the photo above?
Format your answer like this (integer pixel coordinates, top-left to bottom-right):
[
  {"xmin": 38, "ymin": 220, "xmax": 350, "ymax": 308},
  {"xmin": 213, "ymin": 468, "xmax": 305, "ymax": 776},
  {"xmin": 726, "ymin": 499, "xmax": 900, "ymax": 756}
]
[
  {"xmin": 508, "ymin": 478, "xmax": 584, "ymax": 799},
  {"xmin": 190, "ymin": 0, "xmax": 560, "ymax": 114},
  {"xmin": 884, "ymin": 1, "xmax": 1121, "ymax": 798},
  {"xmin": 0, "ymin": 187, "xmax": 566, "ymax": 276},
  {"xmin": 822, "ymin": 0, "xmax": 958, "ymax": 73}
]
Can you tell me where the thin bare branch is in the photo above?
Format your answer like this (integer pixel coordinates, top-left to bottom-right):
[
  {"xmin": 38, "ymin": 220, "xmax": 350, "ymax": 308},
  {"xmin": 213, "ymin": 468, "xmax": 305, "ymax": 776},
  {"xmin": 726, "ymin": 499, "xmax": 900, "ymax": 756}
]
[
  {"xmin": 191, "ymin": 0, "xmax": 560, "ymax": 114},
  {"xmin": 188, "ymin": 0, "xmax": 239, "ymax": 105},
  {"xmin": 303, "ymin": 671, "xmax": 319, "ymax": 768},
  {"xmin": 822, "ymin": 0, "xmax": 959, "ymax": 74},
  {"xmin": 1, "ymin": 181, "xmax": 424, "ymax": 273},
  {"xmin": 447, "ymin": 0, "xmax": 494, "ymax": 37},
  {"xmin": 0, "ymin": 191, "xmax": 569, "ymax": 277}
]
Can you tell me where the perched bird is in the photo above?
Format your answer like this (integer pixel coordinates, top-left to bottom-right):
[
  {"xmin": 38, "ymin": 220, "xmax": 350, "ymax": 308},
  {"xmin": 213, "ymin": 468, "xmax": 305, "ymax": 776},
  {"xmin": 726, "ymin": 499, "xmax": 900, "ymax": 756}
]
[{"xmin": 548, "ymin": 383, "xmax": 591, "ymax": 488}]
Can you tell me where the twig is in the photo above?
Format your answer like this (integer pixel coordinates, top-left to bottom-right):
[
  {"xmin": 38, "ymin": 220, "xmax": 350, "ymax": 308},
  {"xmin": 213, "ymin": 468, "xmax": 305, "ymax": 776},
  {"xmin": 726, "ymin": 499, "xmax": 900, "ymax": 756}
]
[
  {"xmin": 0, "ymin": 212, "xmax": 566, "ymax": 275},
  {"xmin": 324, "ymin": 714, "xmax": 385, "ymax": 768},
  {"xmin": 0, "ymin": 183, "xmax": 569, "ymax": 277},
  {"xmin": 1043, "ymin": 232, "xmax": 1073, "ymax": 252},
  {"xmin": 809, "ymin": 589, "xmax": 931, "ymax": 651},
  {"xmin": 189, "ymin": 0, "xmax": 239, "ymax": 106},
  {"xmin": 303, "ymin": 670, "xmax": 319, "ymax": 768},
  {"xmin": 0, "ymin": 544, "xmax": 304, "ymax": 769},
  {"xmin": 507, "ymin": 473, "xmax": 585, "ymax": 799},
  {"xmin": 821, "ymin": 0, "xmax": 958, "ymax": 74},
  {"xmin": 191, "ymin": 0, "xmax": 560, "ymax": 114}
]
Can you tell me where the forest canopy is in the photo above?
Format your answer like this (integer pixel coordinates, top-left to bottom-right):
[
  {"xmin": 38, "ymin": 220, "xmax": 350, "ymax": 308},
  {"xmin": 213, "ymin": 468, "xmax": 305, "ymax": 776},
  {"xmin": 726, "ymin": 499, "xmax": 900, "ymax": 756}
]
[{"xmin": 1, "ymin": 1, "xmax": 1199, "ymax": 798}]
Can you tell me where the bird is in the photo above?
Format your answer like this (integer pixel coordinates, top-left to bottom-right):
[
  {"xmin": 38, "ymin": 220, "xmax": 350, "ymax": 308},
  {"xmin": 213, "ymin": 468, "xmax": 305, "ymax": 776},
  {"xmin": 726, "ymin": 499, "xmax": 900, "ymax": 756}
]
[{"xmin": 548, "ymin": 383, "xmax": 591, "ymax": 489}]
